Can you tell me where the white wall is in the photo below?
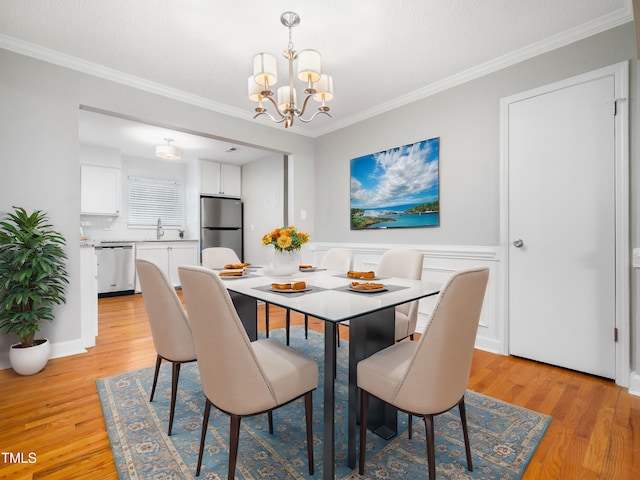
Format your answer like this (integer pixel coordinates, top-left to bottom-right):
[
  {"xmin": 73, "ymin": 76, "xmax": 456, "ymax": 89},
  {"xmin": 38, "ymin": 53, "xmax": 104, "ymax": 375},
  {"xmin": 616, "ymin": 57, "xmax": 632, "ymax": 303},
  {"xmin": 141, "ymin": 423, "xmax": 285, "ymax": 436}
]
[
  {"xmin": 242, "ymin": 154, "xmax": 285, "ymax": 266},
  {"xmin": 315, "ymin": 24, "xmax": 637, "ymax": 247},
  {"xmin": 312, "ymin": 24, "xmax": 639, "ymax": 372},
  {"xmin": 0, "ymin": 48, "xmax": 316, "ymax": 368}
]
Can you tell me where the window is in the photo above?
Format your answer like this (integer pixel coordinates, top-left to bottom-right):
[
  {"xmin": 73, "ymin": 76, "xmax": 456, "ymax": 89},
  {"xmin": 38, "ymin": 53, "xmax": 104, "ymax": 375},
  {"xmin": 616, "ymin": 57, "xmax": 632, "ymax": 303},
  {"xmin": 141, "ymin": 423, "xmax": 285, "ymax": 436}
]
[{"xmin": 128, "ymin": 176, "xmax": 183, "ymax": 228}]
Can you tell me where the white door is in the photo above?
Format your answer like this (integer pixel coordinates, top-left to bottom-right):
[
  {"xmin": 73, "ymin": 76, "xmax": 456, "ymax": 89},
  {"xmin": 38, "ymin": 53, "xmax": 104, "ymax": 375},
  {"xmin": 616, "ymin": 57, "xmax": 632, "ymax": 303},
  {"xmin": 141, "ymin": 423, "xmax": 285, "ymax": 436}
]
[{"xmin": 507, "ymin": 74, "xmax": 616, "ymax": 378}]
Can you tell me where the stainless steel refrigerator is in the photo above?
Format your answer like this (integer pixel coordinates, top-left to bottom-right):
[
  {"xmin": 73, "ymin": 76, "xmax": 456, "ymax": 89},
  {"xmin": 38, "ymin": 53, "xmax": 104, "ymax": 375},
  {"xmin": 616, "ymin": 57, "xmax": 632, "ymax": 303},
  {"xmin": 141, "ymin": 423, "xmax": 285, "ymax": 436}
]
[{"xmin": 200, "ymin": 196, "xmax": 243, "ymax": 261}]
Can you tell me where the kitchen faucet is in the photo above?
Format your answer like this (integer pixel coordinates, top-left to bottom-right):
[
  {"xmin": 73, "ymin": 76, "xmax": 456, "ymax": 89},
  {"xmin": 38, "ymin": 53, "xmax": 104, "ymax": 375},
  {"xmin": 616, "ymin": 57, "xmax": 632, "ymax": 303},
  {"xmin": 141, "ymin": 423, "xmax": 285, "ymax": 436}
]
[{"xmin": 156, "ymin": 218, "xmax": 164, "ymax": 240}]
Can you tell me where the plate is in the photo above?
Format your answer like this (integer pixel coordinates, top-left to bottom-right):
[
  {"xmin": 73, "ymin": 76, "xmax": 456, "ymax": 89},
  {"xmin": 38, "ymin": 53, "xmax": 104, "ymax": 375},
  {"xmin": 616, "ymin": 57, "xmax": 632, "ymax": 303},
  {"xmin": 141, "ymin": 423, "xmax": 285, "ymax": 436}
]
[
  {"xmin": 218, "ymin": 269, "xmax": 247, "ymax": 279},
  {"xmin": 348, "ymin": 285, "xmax": 387, "ymax": 293},
  {"xmin": 270, "ymin": 287, "xmax": 312, "ymax": 293},
  {"xmin": 299, "ymin": 266, "xmax": 317, "ymax": 272}
]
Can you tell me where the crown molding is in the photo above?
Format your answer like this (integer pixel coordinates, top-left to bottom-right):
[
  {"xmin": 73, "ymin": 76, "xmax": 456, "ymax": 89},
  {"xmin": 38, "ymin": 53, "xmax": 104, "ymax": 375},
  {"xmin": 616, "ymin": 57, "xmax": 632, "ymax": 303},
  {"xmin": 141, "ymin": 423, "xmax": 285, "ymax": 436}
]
[
  {"xmin": 0, "ymin": 34, "xmax": 318, "ymax": 138},
  {"xmin": 0, "ymin": 5, "xmax": 633, "ymax": 140},
  {"xmin": 313, "ymin": 7, "xmax": 634, "ymax": 137},
  {"xmin": 0, "ymin": 34, "xmax": 246, "ymax": 118}
]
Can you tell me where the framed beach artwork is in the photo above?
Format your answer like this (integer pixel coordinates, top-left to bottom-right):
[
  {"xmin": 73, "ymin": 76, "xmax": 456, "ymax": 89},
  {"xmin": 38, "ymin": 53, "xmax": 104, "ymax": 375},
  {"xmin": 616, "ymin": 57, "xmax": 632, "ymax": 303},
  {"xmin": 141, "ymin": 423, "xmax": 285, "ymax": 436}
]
[{"xmin": 350, "ymin": 137, "xmax": 439, "ymax": 229}]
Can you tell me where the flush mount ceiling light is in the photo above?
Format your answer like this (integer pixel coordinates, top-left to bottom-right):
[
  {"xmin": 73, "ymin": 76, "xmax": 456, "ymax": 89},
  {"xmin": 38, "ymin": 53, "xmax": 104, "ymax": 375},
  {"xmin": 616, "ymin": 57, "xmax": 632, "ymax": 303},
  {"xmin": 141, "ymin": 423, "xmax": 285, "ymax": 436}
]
[
  {"xmin": 248, "ymin": 11, "xmax": 333, "ymax": 129},
  {"xmin": 155, "ymin": 138, "xmax": 181, "ymax": 160}
]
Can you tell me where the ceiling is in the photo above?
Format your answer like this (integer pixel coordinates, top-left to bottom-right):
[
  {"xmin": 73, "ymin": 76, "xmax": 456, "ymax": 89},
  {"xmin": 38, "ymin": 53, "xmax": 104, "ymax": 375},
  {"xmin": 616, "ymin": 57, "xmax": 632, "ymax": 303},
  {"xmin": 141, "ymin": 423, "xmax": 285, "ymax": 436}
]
[
  {"xmin": 0, "ymin": 0, "xmax": 634, "ymax": 163},
  {"xmin": 78, "ymin": 108, "xmax": 280, "ymax": 165}
]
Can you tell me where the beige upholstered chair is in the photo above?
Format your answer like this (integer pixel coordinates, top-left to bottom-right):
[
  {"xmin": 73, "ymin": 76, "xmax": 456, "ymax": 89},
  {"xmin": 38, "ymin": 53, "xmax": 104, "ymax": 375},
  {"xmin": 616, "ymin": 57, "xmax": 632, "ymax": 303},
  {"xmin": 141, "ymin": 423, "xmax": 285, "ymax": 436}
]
[
  {"xmin": 136, "ymin": 259, "xmax": 197, "ymax": 436},
  {"xmin": 337, "ymin": 249, "xmax": 424, "ymax": 346},
  {"xmin": 319, "ymin": 247, "xmax": 354, "ymax": 272},
  {"xmin": 201, "ymin": 247, "xmax": 241, "ymax": 269},
  {"xmin": 377, "ymin": 248, "xmax": 424, "ymax": 341},
  {"xmin": 178, "ymin": 265, "xmax": 318, "ymax": 478},
  {"xmin": 300, "ymin": 248, "xmax": 354, "ymax": 339},
  {"xmin": 358, "ymin": 266, "xmax": 490, "ymax": 480}
]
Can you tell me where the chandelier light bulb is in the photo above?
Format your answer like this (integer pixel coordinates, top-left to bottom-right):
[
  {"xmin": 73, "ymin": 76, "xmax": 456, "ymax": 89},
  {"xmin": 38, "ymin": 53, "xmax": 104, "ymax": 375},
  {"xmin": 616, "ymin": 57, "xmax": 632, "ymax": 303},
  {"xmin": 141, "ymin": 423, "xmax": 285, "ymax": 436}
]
[
  {"xmin": 313, "ymin": 74, "xmax": 334, "ymax": 102},
  {"xmin": 297, "ymin": 49, "xmax": 322, "ymax": 84},
  {"xmin": 253, "ymin": 53, "xmax": 277, "ymax": 93}
]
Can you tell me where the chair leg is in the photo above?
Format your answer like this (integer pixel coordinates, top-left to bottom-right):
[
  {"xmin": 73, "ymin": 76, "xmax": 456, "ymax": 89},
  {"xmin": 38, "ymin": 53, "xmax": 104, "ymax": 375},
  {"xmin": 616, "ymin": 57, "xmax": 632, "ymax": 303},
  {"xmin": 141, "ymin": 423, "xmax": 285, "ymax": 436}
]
[
  {"xmin": 408, "ymin": 413, "xmax": 413, "ymax": 439},
  {"xmin": 304, "ymin": 392, "xmax": 315, "ymax": 475},
  {"xmin": 149, "ymin": 354, "xmax": 162, "ymax": 402},
  {"xmin": 424, "ymin": 415, "xmax": 436, "ymax": 480},
  {"xmin": 196, "ymin": 399, "xmax": 212, "ymax": 477},
  {"xmin": 265, "ymin": 303, "xmax": 270, "ymax": 338},
  {"xmin": 268, "ymin": 411, "xmax": 274, "ymax": 434},
  {"xmin": 168, "ymin": 362, "xmax": 181, "ymax": 436},
  {"xmin": 228, "ymin": 415, "xmax": 241, "ymax": 480},
  {"xmin": 358, "ymin": 390, "xmax": 369, "ymax": 475},
  {"xmin": 304, "ymin": 314, "xmax": 309, "ymax": 339},
  {"xmin": 459, "ymin": 398, "xmax": 473, "ymax": 471}
]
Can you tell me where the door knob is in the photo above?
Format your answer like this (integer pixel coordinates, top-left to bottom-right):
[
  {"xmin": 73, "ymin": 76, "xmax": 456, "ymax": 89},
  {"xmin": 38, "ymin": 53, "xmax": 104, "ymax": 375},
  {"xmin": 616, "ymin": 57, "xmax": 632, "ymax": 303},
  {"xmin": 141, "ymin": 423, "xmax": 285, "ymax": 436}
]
[{"xmin": 513, "ymin": 239, "xmax": 524, "ymax": 248}]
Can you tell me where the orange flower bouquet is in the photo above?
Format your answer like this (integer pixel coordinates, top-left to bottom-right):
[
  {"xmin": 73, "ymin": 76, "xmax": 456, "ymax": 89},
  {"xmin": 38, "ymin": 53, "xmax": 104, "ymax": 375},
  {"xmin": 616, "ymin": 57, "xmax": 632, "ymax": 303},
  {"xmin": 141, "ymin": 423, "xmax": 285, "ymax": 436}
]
[{"xmin": 262, "ymin": 226, "xmax": 310, "ymax": 252}]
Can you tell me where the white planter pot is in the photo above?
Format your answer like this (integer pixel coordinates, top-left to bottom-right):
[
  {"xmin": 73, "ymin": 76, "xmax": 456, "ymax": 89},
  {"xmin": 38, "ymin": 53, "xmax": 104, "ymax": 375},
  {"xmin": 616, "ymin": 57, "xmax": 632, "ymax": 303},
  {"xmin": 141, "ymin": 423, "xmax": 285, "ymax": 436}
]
[
  {"xmin": 269, "ymin": 249, "xmax": 301, "ymax": 276},
  {"xmin": 10, "ymin": 338, "xmax": 50, "ymax": 375}
]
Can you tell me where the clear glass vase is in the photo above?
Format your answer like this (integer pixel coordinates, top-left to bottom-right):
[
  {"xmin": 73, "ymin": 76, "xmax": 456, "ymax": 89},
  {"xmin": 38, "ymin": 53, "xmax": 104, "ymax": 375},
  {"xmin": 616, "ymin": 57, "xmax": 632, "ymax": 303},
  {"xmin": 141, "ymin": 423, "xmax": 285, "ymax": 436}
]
[{"xmin": 270, "ymin": 249, "xmax": 300, "ymax": 276}]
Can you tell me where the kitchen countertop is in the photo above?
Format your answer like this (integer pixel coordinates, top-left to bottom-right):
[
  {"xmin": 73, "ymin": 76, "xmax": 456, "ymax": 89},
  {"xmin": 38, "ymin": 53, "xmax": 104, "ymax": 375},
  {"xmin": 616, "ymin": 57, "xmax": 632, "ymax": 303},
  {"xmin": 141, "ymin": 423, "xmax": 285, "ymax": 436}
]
[
  {"xmin": 97, "ymin": 239, "xmax": 198, "ymax": 243},
  {"xmin": 136, "ymin": 239, "xmax": 198, "ymax": 242}
]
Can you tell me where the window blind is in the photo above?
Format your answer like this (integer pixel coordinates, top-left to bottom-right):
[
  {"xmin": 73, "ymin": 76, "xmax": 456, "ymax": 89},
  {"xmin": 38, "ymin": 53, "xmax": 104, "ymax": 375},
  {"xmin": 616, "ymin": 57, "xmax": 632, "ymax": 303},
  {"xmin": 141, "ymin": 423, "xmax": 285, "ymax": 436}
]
[{"xmin": 128, "ymin": 176, "xmax": 183, "ymax": 227}]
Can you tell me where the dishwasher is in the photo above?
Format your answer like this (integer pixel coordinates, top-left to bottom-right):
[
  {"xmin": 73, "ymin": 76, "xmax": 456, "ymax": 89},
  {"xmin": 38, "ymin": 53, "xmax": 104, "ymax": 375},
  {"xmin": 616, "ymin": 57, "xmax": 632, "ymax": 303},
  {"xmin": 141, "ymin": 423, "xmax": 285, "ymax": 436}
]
[{"xmin": 96, "ymin": 242, "xmax": 136, "ymax": 297}]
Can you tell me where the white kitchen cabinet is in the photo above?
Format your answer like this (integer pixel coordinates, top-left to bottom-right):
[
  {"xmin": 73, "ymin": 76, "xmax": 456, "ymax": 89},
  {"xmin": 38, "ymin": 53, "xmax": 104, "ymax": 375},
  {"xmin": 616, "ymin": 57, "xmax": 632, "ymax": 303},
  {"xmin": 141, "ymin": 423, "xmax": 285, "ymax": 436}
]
[
  {"xmin": 200, "ymin": 160, "xmax": 241, "ymax": 197},
  {"xmin": 81, "ymin": 164, "xmax": 121, "ymax": 215},
  {"xmin": 135, "ymin": 241, "xmax": 198, "ymax": 291},
  {"xmin": 80, "ymin": 246, "xmax": 98, "ymax": 347}
]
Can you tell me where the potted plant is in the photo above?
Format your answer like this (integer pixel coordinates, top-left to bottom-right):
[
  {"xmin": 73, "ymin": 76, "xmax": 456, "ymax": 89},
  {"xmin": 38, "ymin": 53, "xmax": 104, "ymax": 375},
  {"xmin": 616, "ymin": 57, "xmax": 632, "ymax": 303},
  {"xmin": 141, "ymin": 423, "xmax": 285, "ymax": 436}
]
[{"xmin": 0, "ymin": 207, "xmax": 69, "ymax": 375}]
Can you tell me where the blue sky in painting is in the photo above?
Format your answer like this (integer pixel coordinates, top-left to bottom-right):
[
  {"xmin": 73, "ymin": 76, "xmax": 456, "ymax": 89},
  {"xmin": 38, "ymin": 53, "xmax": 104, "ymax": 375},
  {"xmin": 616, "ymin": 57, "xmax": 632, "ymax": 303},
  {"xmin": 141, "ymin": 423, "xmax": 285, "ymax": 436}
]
[{"xmin": 350, "ymin": 137, "xmax": 439, "ymax": 209}]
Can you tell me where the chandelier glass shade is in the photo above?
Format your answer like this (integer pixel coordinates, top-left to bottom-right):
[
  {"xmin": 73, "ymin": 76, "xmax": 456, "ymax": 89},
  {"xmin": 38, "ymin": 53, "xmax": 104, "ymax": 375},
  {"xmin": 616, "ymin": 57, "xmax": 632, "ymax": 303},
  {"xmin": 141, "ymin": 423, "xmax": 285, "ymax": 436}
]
[
  {"xmin": 248, "ymin": 12, "xmax": 333, "ymax": 128},
  {"xmin": 155, "ymin": 138, "xmax": 181, "ymax": 160}
]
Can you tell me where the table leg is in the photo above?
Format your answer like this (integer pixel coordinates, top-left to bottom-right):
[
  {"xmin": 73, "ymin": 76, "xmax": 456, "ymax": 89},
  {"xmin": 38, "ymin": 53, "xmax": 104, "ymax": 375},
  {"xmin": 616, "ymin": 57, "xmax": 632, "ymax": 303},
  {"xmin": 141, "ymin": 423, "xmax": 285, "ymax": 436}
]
[
  {"xmin": 229, "ymin": 292, "xmax": 257, "ymax": 341},
  {"xmin": 347, "ymin": 307, "xmax": 396, "ymax": 469},
  {"xmin": 323, "ymin": 321, "xmax": 337, "ymax": 480},
  {"xmin": 265, "ymin": 303, "xmax": 270, "ymax": 338},
  {"xmin": 286, "ymin": 309, "xmax": 291, "ymax": 346}
]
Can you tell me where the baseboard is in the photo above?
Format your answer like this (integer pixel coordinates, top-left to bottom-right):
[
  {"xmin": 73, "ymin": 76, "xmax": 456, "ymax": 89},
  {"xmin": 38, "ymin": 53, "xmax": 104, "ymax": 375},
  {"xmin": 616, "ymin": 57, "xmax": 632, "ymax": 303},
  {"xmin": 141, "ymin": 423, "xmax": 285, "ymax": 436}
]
[
  {"xmin": 628, "ymin": 371, "xmax": 640, "ymax": 397},
  {"xmin": 474, "ymin": 336, "xmax": 503, "ymax": 355},
  {"xmin": 0, "ymin": 339, "xmax": 87, "ymax": 371},
  {"xmin": 50, "ymin": 339, "xmax": 87, "ymax": 360}
]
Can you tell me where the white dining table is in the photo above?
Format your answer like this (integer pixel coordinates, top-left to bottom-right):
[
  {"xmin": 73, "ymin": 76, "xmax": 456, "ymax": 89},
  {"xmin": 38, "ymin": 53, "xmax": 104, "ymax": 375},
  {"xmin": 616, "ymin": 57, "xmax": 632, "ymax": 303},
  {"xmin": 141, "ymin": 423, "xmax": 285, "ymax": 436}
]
[{"xmin": 221, "ymin": 267, "xmax": 441, "ymax": 479}]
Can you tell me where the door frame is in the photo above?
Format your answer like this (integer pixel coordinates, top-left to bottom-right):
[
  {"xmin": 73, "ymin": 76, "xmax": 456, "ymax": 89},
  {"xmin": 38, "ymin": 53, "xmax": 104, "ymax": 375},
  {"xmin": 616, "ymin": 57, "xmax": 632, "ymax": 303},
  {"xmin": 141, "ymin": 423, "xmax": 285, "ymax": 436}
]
[{"xmin": 499, "ymin": 61, "xmax": 629, "ymax": 387}]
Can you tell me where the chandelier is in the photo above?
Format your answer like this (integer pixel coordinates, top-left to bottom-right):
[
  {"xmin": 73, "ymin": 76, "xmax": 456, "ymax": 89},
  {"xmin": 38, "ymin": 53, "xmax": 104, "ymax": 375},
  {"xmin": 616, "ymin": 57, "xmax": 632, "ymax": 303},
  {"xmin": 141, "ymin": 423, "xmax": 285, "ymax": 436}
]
[{"xmin": 248, "ymin": 11, "xmax": 333, "ymax": 128}]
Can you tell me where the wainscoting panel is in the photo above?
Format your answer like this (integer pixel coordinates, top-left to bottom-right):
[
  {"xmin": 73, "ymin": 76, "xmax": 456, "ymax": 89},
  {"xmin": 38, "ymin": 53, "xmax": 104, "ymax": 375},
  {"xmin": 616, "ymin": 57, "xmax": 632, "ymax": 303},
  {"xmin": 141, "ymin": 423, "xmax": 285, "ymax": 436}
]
[{"xmin": 310, "ymin": 242, "xmax": 504, "ymax": 354}]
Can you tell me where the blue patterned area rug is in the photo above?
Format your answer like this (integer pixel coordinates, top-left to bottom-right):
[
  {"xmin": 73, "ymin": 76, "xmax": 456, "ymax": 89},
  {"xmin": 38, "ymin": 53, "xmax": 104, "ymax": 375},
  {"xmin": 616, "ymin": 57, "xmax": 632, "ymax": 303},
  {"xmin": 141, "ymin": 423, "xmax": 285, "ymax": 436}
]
[{"xmin": 96, "ymin": 327, "xmax": 550, "ymax": 479}]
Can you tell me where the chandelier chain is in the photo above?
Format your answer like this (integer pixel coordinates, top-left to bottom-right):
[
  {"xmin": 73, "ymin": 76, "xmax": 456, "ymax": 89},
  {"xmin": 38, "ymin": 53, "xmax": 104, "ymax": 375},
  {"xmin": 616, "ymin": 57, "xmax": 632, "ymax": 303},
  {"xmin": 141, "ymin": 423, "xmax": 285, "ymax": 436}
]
[{"xmin": 287, "ymin": 24, "xmax": 294, "ymax": 53}]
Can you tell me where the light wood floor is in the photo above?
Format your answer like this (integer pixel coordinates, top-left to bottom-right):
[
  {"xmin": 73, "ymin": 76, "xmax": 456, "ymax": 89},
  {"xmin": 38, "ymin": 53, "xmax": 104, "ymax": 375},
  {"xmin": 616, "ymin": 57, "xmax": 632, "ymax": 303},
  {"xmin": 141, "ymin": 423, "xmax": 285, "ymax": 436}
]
[{"xmin": 0, "ymin": 292, "xmax": 638, "ymax": 479}]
